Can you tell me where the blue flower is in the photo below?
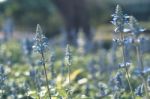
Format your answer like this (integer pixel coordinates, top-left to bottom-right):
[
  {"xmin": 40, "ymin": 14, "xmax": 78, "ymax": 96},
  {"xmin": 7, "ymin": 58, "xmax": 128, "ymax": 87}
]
[
  {"xmin": 109, "ymin": 72, "xmax": 125, "ymax": 93},
  {"xmin": 0, "ymin": 64, "xmax": 7, "ymax": 92},
  {"xmin": 22, "ymin": 38, "xmax": 33, "ymax": 55},
  {"xmin": 32, "ymin": 24, "xmax": 48, "ymax": 54},
  {"xmin": 65, "ymin": 44, "xmax": 72, "ymax": 66},
  {"xmin": 129, "ymin": 16, "xmax": 145, "ymax": 36},
  {"xmin": 98, "ymin": 82, "xmax": 108, "ymax": 96},
  {"xmin": 112, "ymin": 5, "xmax": 129, "ymax": 33},
  {"xmin": 115, "ymin": 72, "xmax": 124, "ymax": 87},
  {"xmin": 135, "ymin": 84, "xmax": 144, "ymax": 97},
  {"xmin": 118, "ymin": 62, "xmax": 131, "ymax": 69},
  {"xmin": 133, "ymin": 67, "xmax": 150, "ymax": 76},
  {"xmin": 29, "ymin": 69, "xmax": 37, "ymax": 78}
]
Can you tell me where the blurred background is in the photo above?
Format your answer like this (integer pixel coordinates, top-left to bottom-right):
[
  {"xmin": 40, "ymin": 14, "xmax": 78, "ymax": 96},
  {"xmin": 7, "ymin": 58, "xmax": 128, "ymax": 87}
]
[{"xmin": 0, "ymin": 0, "xmax": 150, "ymax": 40}]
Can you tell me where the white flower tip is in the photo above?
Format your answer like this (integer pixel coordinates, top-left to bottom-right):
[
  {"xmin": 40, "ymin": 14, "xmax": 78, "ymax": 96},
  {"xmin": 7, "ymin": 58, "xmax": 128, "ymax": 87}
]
[{"xmin": 36, "ymin": 24, "xmax": 42, "ymax": 33}]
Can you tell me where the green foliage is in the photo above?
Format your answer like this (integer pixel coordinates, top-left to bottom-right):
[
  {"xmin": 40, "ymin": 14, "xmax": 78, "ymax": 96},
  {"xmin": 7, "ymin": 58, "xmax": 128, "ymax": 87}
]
[
  {"xmin": 0, "ymin": 39, "xmax": 150, "ymax": 98},
  {"xmin": 0, "ymin": 40, "xmax": 22, "ymax": 63},
  {"xmin": 0, "ymin": 0, "xmax": 63, "ymax": 37}
]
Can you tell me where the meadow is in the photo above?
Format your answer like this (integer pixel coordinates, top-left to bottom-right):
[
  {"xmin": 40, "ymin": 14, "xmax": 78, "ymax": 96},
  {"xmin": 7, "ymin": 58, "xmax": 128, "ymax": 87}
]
[{"xmin": 0, "ymin": 5, "xmax": 150, "ymax": 99}]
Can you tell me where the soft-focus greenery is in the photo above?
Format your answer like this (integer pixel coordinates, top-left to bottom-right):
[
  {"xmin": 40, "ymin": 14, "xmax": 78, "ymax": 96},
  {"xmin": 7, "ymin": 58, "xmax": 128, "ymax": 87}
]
[
  {"xmin": 0, "ymin": 0, "xmax": 150, "ymax": 36},
  {"xmin": 0, "ymin": 39, "xmax": 150, "ymax": 98}
]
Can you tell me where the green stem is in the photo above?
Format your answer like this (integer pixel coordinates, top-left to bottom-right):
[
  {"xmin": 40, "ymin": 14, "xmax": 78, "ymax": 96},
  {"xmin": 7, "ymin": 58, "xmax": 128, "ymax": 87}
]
[
  {"xmin": 120, "ymin": 32, "xmax": 135, "ymax": 99},
  {"xmin": 125, "ymin": 69, "xmax": 135, "ymax": 98},
  {"xmin": 67, "ymin": 64, "xmax": 72, "ymax": 99},
  {"xmin": 68, "ymin": 65, "xmax": 71, "ymax": 88},
  {"xmin": 41, "ymin": 52, "xmax": 51, "ymax": 99},
  {"xmin": 136, "ymin": 46, "xmax": 144, "ymax": 70},
  {"xmin": 136, "ymin": 46, "xmax": 149, "ymax": 99}
]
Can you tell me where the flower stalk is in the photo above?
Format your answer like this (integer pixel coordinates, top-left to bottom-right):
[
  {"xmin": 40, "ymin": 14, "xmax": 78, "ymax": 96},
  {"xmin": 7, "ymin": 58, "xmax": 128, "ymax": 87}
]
[
  {"xmin": 65, "ymin": 44, "xmax": 72, "ymax": 99},
  {"xmin": 32, "ymin": 24, "xmax": 51, "ymax": 99},
  {"xmin": 112, "ymin": 5, "xmax": 135, "ymax": 98},
  {"xmin": 129, "ymin": 16, "xmax": 149, "ymax": 98}
]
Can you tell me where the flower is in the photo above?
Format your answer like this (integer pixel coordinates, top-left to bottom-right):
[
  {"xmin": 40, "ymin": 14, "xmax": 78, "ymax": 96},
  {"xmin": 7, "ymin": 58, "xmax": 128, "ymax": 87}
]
[
  {"xmin": 119, "ymin": 62, "xmax": 131, "ymax": 68},
  {"xmin": 129, "ymin": 16, "xmax": 145, "ymax": 36},
  {"xmin": 22, "ymin": 38, "xmax": 33, "ymax": 55},
  {"xmin": 32, "ymin": 24, "xmax": 48, "ymax": 54},
  {"xmin": 115, "ymin": 72, "xmax": 124, "ymax": 89},
  {"xmin": 135, "ymin": 84, "xmax": 144, "ymax": 97},
  {"xmin": 110, "ymin": 72, "xmax": 125, "ymax": 91},
  {"xmin": 112, "ymin": 5, "xmax": 125, "ymax": 33},
  {"xmin": 65, "ymin": 44, "xmax": 72, "ymax": 66}
]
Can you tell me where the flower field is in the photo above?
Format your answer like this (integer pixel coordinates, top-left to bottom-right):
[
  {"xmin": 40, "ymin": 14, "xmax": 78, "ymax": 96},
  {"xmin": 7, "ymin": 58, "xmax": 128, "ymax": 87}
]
[{"xmin": 0, "ymin": 5, "xmax": 150, "ymax": 99}]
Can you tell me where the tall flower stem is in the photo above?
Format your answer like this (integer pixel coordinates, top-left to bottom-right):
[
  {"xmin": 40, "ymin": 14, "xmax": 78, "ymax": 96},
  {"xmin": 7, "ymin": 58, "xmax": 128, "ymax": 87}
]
[
  {"xmin": 67, "ymin": 64, "xmax": 72, "ymax": 99},
  {"xmin": 67, "ymin": 64, "xmax": 71, "ymax": 89},
  {"xmin": 120, "ymin": 32, "xmax": 135, "ymax": 98},
  {"xmin": 136, "ymin": 45, "xmax": 149, "ymax": 98},
  {"xmin": 65, "ymin": 44, "xmax": 72, "ymax": 99},
  {"xmin": 32, "ymin": 24, "xmax": 51, "ymax": 98},
  {"xmin": 41, "ymin": 52, "xmax": 51, "ymax": 99}
]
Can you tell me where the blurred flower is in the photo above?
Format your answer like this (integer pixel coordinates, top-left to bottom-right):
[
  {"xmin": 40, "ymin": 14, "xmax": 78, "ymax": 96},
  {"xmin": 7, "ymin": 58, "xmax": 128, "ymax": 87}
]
[
  {"xmin": 142, "ymin": 67, "xmax": 150, "ymax": 75},
  {"xmin": 0, "ymin": 64, "xmax": 4, "ymax": 74},
  {"xmin": 114, "ymin": 72, "xmax": 124, "ymax": 90},
  {"xmin": 109, "ymin": 72, "xmax": 125, "ymax": 92},
  {"xmin": 65, "ymin": 44, "xmax": 72, "ymax": 66},
  {"xmin": 50, "ymin": 52, "xmax": 56, "ymax": 64},
  {"xmin": 124, "ymin": 37, "xmax": 134, "ymax": 44},
  {"xmin": 129, "ymin": 16, "xmax": 145, "ymax": 36},
  {"xmin": 32, "ymin": 24, "xmax": 48, "ymax": 54},
  {"xmin": 22, "ymin": 38, "xmax": 33, "ymax": 55},
  {"xmin": 49, "ymin": 52, "xmax": 56, "ymax": 79},
  {"xmin": 118, "ymin": 62, "xmax": 131, "ymax": 68},
  {"xmin": 36, "ymin": 60, "xmax": 45, "ymax": 66},
  {"xmin": 112, "ymin": 5, "xmax": 125, "ymax": 33},
  {"xmin": 98, "ymin": 82, "xmax": 108, "ymax": 97},
  {"xmin": 29, "ymin": 69, "xmax": 37, "ymax": 78},
  {"xmin": 0, "ymin": 65, "xmax": 7, "ymax": 90},
  {"xmin": 113, "ymin": 38, "xmax": 123, "ymax": 46},
  {"xmin": 135, "ymin": 84, "xmax": 144, "ymax": 97}
]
